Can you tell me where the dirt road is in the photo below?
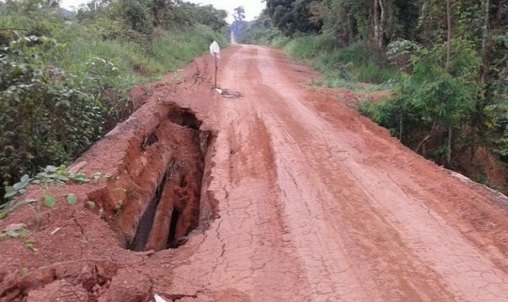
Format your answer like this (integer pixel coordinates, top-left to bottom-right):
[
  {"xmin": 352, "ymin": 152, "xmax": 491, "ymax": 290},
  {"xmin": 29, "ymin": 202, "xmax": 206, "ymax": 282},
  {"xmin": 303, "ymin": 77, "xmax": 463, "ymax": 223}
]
[
  {"xmin": 165, "ymin": 45, "xmax": 508, "ymax": 301},
  {"xmin": 1, "ymin": 45, "xmax": 508, "ymax": 301}
]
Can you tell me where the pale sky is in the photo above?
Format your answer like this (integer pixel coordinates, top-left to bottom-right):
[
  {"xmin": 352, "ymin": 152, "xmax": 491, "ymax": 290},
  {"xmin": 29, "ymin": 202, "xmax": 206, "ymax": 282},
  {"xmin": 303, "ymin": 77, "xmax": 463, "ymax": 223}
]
[
  {"xmin": 189, "ymin": 0, "xmax": 265, "ymax": 22},
  {"xmin": 60, "ymin": 0, "xmax": 265, "ymax": 23}
]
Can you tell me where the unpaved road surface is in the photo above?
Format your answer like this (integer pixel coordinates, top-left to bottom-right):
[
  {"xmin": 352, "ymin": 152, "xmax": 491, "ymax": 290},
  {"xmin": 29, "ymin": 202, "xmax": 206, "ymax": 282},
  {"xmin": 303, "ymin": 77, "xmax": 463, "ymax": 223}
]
[{"xmin": 1, "ymin": 45, "xmax": 508, "ymax": 302}]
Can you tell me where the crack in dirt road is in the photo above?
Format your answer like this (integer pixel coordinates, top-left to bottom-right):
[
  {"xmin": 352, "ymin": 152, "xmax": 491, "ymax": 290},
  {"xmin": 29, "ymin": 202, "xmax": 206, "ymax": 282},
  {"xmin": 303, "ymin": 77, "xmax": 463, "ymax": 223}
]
[{"xmin": 1, "ymin": 45, "xmax": 508, "ymax": 301}]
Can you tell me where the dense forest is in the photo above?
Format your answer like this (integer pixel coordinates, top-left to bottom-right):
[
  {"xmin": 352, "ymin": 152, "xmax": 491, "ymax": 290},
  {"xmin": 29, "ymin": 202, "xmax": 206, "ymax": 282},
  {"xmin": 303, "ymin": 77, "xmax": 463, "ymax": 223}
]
[
  {"xmin": 0, "ymin": 0, "xmax": 228, "ymax": 202},
  {"xmin": 243, "ymin": 0, "xmax": 508, "ymax": 192}
]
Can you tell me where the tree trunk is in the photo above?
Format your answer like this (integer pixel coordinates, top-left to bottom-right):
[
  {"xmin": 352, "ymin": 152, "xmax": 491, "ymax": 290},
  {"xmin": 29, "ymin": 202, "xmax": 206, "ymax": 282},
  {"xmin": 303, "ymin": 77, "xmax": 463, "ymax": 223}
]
[
  {"xmin": 495, "ymin": 0, "xmax": 507, "ymax": 25},
  {"xmin": 415, "ymin": 121, "xmax": 437, "ymax": 154},
  {"xmin": 415, "ymin": 133, "xmax": 432, "ymax": 154},
  {"xmin": 378, "ymin": 0, "xmax": 385, "ymax": 48},
  {"xmin": 347, "ymin": 13, "xmax": 353, "ymax": 45},
  {"xmin": 214, "ymin": 54, "xmax": 218, "ymax": 88},
  {"xmin": 481, "ymin": 0, "xmax": 490, "ymax": 56},
  {"xmin": 480, "ymin": 0, "xmax": 490, "ymax": 84},
  {"xmin": 447, "ymin": 126, "xmax": 452, "ymax": 165},
  {"xmin": 372, "ymin": 0, "xmax": 384, "ymax": 48},
  {"xmin": 399, "ymin": 112, "xmax": 403, "ymax": 140},
  {"xmin": 445, "ymin": 0, "xmax": 452, "ymax": 71},
  {"xmin": 373, "ymin": 0, "xmax": 379, "ymax": 45},
  {"xmin": 445, "ymin": 0, "xmax": 452, "ymax": 165}
]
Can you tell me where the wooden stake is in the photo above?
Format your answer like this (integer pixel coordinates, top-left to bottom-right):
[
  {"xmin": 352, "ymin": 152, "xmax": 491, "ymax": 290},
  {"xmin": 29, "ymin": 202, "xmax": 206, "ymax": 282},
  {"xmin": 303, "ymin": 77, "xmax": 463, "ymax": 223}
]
[{"xmin": 214, "ymin": 54, "xmax": 218, "ymax": 88}]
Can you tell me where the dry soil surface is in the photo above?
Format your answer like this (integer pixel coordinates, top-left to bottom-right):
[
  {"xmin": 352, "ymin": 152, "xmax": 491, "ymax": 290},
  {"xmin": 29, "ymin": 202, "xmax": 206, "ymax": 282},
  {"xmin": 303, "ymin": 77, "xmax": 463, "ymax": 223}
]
[{"xmin": 1, "ymin": 45, "xmax": 508, "ymax": 302}]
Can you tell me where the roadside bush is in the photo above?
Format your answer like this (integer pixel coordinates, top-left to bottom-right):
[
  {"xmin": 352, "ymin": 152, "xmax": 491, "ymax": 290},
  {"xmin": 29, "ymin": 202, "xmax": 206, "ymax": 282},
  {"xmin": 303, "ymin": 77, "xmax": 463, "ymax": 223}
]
[
  {"xmin": 284, "ymin": 34, "xmax": 336, "ymax": 61},
  {"xmin": 240, "ymin": 11, "xmax": 288, "ymax": 46},
  {"xmin": 362, "ymin": 39, "xmax": 481, "ymax": 164},
  {"xmin": 353, "ymin": 64, "xmax": 398, "ymax": 84},
  {"xmin": 151, "ymin": 25, "xmax": 226, "ymax": 71},
  {"xmin": 283, "ymin": 36, "xmax": 397, "ymax": 86},
  {"xmin": 271, "ymin": 35, "xmax": 291, "ymax": 47},
  {"xmin": 0, "ymin": 38, "xmax": 103, "ymax": 186},
  {"xmin": 284, "ymin": 37, "xmax": 314, "ymax": 60},
  {"xmin": 358, "ymin": 99, "xmax": 398, "ymax": 135}
]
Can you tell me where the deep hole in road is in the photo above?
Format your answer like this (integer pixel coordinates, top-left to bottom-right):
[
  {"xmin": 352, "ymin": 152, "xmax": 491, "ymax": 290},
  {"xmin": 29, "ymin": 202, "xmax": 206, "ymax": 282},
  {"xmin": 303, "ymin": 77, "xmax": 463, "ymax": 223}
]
[{"xmin": 126, "ymin": 106, "xmax": 213, "ymax": 252}]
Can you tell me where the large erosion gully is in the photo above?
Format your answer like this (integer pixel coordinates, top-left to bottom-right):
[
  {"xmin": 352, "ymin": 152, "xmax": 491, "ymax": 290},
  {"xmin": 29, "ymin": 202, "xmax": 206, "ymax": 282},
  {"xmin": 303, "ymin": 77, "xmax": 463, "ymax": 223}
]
[
  {"xmin": 84, "ymin": 102, "xmax": 217, "ymax": 252},
  {"xmin": 0, "ymin": 101, "xmax": 218, "ymax": 301}
]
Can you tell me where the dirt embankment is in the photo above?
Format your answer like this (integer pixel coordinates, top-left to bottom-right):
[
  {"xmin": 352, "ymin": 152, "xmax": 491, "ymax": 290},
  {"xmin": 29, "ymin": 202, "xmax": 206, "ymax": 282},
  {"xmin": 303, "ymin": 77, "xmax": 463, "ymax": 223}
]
[{"xmin": 1, "ymin": 45, "xmax": 508, "ymax": 301}]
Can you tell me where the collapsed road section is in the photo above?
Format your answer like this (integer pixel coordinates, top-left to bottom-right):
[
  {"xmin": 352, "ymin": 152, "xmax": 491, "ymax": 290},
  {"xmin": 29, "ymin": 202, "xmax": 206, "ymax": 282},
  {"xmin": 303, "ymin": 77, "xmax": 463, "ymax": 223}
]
[
  {"xmin": 0, "ymin": 90, "xmax": 218, "ymax": 301},
  {"xmin": 87, "ymin": 104, "xmax": 215, "ymax": 252},
  {"xmin": 0, "ymin": 95, "xmax": 219, "ymax": 301}
]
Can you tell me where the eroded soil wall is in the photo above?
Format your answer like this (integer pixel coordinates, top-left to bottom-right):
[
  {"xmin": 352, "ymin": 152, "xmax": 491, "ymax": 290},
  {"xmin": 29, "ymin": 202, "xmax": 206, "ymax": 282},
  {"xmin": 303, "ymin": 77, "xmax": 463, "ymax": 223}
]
[{"xmin": 87, "ymin": 105, "xmax": 213, "ymax": 251}]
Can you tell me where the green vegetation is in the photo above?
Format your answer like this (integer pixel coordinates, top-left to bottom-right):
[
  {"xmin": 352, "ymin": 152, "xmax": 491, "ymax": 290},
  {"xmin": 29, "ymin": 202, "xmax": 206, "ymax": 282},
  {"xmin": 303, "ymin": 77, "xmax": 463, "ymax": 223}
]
[
  {"xmin": 66, "ymin": 193, "xmax": 78, "ymax": 205},
  {"xmin": 43, "ymin": 194, "xmax": 57, "ymax": 208},
  {"xmin": 363, "ymin": 40, "xmax": 482, "ymax": 165},
  {"xmin": 240, "ymin": 13, "xmax": 287, "ymax": 46},
  {"xmin": 0, "ymin": 164, "xmax": 106, "ymax": 219},
  {"xmin": 283, "ymin": 36, "xmax": 398, "ymax": 87},
  {"xmin": 245, "ymin": 0, "xmax": 508, "ymax": 189},
  {"xmin": 0, "ymin": 0, "xmax": 228, "ymax": 203}
]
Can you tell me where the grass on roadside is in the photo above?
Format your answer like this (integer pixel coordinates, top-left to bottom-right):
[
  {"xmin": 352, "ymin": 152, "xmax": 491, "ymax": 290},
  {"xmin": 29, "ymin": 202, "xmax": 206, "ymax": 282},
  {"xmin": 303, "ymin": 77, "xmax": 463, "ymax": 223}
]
[{"xmin": 283, "ymin": 34, "xmax": 398, "ymax": 90}]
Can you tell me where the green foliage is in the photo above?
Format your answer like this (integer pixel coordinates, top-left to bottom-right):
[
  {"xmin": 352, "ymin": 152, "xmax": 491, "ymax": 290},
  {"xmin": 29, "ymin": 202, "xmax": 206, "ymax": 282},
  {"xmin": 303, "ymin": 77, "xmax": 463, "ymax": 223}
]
[
  {"xmin": 354, "ymin": 64, "xmax": 399, "ymax": 84},
  {"xmin": 151, "ymin": 24, "xmax": 226, "ymax": 70},
  {"xmin": 240, "ymin": 11, "xmax": 282, "ymax": 45},
  {"xmin": 397, "ymin": 41, "xmax": 480, "ymax": 126},
  {"xmin": 363, "ymin": 39, "xmax": 482, "ymax": 163},
  {"xmin": 43, "ymin": 194, "xmax": 56, "ymax": 208},
  {"xmin": 118, "ymin": 0, "xmax": 154, "ymax": 34},
  {"xmin": 282, "ymin": 35, "xmax": 397, "ymax": 86},
  {"xmin": 266, "ymin": 0, "xmax": 322, "ymax": 36},
  {"xmin": 358, "ymin": 99, "xmax": 399, "ymax": 135},
  {"xmin": 325, "ymin": 42, "xmax": 398, "ymax": 84},
  {"xmin": 0, "ymin": 164, "xmax": 105, "ymax": 218},
  {"xmin": 191, "ymin": 5, "xmax": 228, "ymax": 31},
  {"xmin": 386, "ymin": 39, "xmax": 421, "ymax": 71},
  {"xmin": 3, "ymin": 165, "xmax": 91, "ymax": 201},
  {"xmin": 284, "ymin": 35, "xmax": 323, "ymax": 60},
  {"xmin": 322, "ymin": 0, "xmax": 371, "ymax": 45},
  {"xmin": 488, "ymin": 31, "xmax": 508, "ymax": 161},
  {"xmin": 0, "ymin": 38, "xmax": 103, "ymax": 187},
  {"xmin": 66, "ymin": 193, "xmax": 78, "ymax": 205},
  {"xmin": 4, "ymin": 175, "xmax": 31, "ymax": 199}
]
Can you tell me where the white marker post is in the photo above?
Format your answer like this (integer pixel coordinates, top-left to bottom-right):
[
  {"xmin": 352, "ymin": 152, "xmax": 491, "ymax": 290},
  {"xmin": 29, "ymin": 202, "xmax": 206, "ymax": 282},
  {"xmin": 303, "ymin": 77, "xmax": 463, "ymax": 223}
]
[{"xmin": 209, "ymin": 40, "xmax": 220, "ymax": 88}]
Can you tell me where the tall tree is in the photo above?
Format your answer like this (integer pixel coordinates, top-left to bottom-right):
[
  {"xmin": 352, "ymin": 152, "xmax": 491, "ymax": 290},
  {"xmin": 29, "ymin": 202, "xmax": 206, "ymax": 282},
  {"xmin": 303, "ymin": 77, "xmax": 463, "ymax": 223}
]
[
  {"xmin": 373, "ymin": 0, "xmax": 385, "ymax": 47},
  {"xmin": 231, "ymin": 6, "xmax": 248, "ymax": 40},
  {"xmin": 445, "ymin": 0, "xmax": 453, "ymax": 164},
  {"xmin": 267, "ymin": 0, "xmax": 321, "ymax": 35},
  {"xmin": 445, "ymin": 0, "xmax": 452, "ymax": 71}
]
